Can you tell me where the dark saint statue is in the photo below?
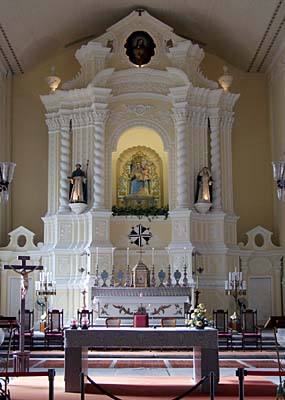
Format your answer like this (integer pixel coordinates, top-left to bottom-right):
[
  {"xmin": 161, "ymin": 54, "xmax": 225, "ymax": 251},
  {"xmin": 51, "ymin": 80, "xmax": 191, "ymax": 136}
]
[
  {"xmin": 68, "ymin": 163, "xmax": 88, "ymax": 203},
  {"xmin": 195, "ymin": 167, "xmax": 213, "ymax": 203}
]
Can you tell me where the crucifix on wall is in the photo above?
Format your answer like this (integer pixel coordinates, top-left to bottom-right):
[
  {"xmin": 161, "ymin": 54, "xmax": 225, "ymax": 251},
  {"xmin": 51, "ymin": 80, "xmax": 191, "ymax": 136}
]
[{"xmin": 4, "ymin": 255, "xmax": 43, "ymax": 372}]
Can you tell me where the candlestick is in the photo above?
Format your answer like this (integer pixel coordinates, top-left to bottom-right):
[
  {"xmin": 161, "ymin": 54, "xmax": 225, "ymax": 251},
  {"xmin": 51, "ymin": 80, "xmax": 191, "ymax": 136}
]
[
  {"xmin": 112, "ymin": 247, "xmax": 114, "ymax": 266},
  {"xmin": 225, "ymin": 268, "xmax": 247, "ymax": 326}
]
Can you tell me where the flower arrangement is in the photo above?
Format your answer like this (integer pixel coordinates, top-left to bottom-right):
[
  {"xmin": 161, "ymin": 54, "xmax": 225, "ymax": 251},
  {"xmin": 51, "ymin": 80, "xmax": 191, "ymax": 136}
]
[{"xmin": 185, "ymin": 303, "xmax": 209, "ymax": 329}]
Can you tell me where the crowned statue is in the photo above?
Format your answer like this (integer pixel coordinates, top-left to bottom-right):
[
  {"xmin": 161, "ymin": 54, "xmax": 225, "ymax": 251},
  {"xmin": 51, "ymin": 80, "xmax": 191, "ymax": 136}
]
[{"xmin": 129, "ymin": 160, "xmax": 152, "ymax": 196}]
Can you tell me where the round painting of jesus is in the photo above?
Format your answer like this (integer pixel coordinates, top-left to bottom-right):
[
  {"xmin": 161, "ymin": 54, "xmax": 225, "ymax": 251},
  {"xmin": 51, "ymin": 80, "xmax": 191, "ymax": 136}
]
[{"xmin": 125, "ymin": 31, "xmax": 156, "ymax": 67}]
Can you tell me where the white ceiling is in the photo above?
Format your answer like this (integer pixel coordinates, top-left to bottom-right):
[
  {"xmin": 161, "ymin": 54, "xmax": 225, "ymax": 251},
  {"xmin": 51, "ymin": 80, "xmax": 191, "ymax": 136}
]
[{"xmin": 1, "ymin": 0, "xmax": 285, "ymax": 75}]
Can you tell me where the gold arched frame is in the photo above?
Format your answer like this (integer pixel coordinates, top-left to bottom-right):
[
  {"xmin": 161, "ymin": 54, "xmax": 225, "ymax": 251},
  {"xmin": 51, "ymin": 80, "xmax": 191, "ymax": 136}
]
[
  {"xmin": 117, "ymin": 146, "xmax": 162, "ymax": 207},
  {"xmin": 111, "ymin": 127, "xmax": 168, "ymax": 207}
]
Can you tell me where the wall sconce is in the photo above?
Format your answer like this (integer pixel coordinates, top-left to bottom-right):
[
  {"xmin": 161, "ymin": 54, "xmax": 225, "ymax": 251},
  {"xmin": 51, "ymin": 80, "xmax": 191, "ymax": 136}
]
[
  {"xmin": 0, "ymin": 162, "xmax": 16, "ymax": 203},
  {"xmin": 272, "ymin": 155, "xmax": 285, "ymax": 201}
]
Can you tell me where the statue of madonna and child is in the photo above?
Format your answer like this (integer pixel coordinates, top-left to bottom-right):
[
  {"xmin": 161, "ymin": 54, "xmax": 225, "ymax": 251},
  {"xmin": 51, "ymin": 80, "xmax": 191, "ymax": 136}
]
[{"xmin": 129, "ymin": 160, "xmax": 152, "ymax": 196}]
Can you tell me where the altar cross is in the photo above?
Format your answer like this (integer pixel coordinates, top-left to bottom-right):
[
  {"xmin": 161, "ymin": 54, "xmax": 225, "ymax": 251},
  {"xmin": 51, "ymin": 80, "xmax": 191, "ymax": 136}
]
[
  {"xmin": 128, "ymin": 224, "xmax": 152, "ymax": 263},
  {"xmin": 128, "ymin": 224, "xmax": 152, "ymax": 247},
  {"xmin": 4, "ymin": 256, "xmax": 43, "ymax": 367}
]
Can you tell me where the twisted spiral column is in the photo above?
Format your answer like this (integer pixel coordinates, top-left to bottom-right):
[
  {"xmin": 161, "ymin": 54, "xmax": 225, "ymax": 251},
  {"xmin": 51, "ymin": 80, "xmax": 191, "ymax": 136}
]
[
  {"xmin": 58, "ymin": 127, "xmax": 71, "ymax": 213},
  {"xmin": 173, "ymin": 106, "xmax": 189, "ymax": 209},
  {"xmin": 221, "ymin": 113, "xmax": 234, "ymax": 212},
  {"xmin": 92, "ymin": 110, "xmax": 108, "ymax": 209},
  {"xmin": 209, "ymin": 114, "xmax": 222, "ymax": 210}
]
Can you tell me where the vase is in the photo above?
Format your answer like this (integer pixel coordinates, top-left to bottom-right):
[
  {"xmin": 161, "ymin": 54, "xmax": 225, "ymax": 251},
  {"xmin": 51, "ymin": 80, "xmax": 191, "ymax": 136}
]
[{"xmin": 195, "ymin": 326, "xmax": 205, "ymax": 330}]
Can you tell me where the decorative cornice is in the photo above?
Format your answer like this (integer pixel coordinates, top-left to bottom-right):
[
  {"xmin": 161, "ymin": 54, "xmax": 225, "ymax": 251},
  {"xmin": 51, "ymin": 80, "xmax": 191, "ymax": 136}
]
[
  {"xmin": 40, "ymin": 87, "xmax": 112, "ymax": 113},
  {"xmin": 92, "ymin": 287, "xmax": 193, "ymax": 297}
]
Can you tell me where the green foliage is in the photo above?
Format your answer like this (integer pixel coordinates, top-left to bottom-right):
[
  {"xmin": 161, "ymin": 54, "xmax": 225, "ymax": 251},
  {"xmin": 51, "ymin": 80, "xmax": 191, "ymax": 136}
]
[{"xmin": 111, "ymin": 205, "xmax": 169, "ymax": 220}]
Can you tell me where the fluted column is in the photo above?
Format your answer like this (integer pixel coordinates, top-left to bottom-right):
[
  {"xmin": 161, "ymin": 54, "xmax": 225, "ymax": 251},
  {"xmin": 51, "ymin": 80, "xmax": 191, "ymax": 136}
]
[
  {"xmin": 92, "ymin": 109, "xmax": 109, "ymax": 210},
  {"xmin": 209, "ymin": 113, "xmax": 222, "ymax": 211},
  {"xmin": 173, "ymin": 104, "xmax": 189, "ymax": 209},
  {"xmin": 58, "ymin": 123, "xmax": 71, "ymax": 213}
]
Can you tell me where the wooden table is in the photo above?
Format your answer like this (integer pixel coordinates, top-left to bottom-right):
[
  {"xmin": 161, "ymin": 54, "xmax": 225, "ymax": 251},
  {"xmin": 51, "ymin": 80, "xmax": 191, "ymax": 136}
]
[{"xmin": 64, "ymin": 327, "xmax": 219, "ymax": 393}]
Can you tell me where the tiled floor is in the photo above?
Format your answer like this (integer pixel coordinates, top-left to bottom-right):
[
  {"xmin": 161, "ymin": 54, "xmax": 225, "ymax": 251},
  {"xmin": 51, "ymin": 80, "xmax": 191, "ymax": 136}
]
[{"xmin": 17, "ymin": 349, "xmax": 282, "ymax": 387}]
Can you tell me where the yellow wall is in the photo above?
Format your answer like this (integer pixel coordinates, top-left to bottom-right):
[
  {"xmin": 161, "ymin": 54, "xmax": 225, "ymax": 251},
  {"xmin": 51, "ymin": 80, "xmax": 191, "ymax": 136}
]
[
  {"xmin": 10, "ymin": 47, "xmax": 79, "ymax": 244},
  {"xmin": 268, "ymin": 51, "xmax": 285, "ymax": 246},
  {"xmin": 8, "ymin": 46, "xmax": 273, "ymax": 245},
  {"xmin": 202, "ymin": 54, "xmax": 273, "ymax": 243}
]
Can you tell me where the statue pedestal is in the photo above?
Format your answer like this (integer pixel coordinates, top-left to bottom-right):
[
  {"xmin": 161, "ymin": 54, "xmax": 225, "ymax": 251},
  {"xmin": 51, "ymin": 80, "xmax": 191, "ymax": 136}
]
[
  {"xmin": 194, "ymin": 202, "xmax": 212, "ymax": 214},
  {"xmin": 69, "ymin": 203, "xmax": 87, "ymax": 214},
  {"xmin": 124, "ymin": 195, "xmax": 155, "ymax": 208}
]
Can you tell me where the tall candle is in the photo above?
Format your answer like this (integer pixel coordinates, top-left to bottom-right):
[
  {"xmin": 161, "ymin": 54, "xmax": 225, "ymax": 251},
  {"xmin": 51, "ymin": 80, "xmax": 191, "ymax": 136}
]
[
  {"xmin": 152, "ymin": 248, "xmax": 154, "ymax": 266},
  {"xmin": 196, "ymin": 276, "xmax": 199, "ymax": 289},
  {"xmin": 184, "ymin": 247, "xmax": 186, "ymax": 265},
  {"xmin": 127, "ymin": 247, "xmax": 129, "ymax": 266},
  {"xmin": 112, "ymin": 248, "xmax": 114, "ymax": 266}
]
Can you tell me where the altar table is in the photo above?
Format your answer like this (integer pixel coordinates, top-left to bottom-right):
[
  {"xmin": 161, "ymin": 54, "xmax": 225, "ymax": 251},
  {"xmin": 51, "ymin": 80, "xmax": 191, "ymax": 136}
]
[{"xmin": 64, "ymin": 327, "xmax": 219, "ymax": 393}]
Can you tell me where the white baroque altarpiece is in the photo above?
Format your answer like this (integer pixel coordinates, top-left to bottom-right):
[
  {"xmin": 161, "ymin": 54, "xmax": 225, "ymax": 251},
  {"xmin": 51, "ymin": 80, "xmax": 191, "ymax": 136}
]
[{"xmin": 2, "ymin": 10, "xmax": 283, "ymax": 327}]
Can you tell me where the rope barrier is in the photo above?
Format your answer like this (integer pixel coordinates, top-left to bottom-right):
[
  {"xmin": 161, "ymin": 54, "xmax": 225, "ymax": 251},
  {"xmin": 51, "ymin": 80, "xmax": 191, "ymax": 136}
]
[
  {"xmin": 0, "ymin": 369, "xmax": 55, "ymax": 400},
  {"xmin": 81, "ymin": 372, "xmax": 216, "ymax": 400},
  {"xmin": 236, "ymin": 368, "xmax": 285, "ymax": 400}
]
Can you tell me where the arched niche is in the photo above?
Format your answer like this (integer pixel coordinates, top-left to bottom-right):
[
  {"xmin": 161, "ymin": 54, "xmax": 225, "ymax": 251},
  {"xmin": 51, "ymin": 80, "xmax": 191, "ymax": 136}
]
[{"xmin": 111, "ymin": 126, "xmax": 168, "ymax": 208}]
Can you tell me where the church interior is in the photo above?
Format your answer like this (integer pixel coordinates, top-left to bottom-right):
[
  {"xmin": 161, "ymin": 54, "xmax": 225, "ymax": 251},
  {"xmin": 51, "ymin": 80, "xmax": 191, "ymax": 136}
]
[{"xmin": 0, "ymin": 1, "xmax": 285, "ymax": 397}]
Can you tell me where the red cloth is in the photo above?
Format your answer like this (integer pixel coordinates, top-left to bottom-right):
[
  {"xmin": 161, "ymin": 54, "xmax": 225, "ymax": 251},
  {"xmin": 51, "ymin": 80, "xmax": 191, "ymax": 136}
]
[{"xmin": 134, "ymin": 313, "xmax": 149, "ymax": 327}]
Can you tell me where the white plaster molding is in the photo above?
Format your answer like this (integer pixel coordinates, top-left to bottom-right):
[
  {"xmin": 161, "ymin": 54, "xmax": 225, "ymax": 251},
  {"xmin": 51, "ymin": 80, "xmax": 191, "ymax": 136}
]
[
  {"xmin": 109, "ymin": 117, "xmax": 172, "ymax": 153},
  {"xmin": 40, "ymin": 87, "xmax": 112, "ymax": 113},
  {"xmin": 0, "ymin": 226, "xmax": 40, "ymax": 252},
  {"xmin": 124, "ymin": 104, "xmax": 153, "ymax": 116},
  {"xmin": 196, "ymin": 67, "xmax": 219, "ymax": 90},
  {"xmin": 239, "ymin": 225, "xmax": 280, "ymax": 251},
  {"xmin": 62, "ymin": 42, "xmax": 112, "ymax": 90},
  {"xmin": 93, "ymin": 67, "xmax": 189, "ymax": 97}
]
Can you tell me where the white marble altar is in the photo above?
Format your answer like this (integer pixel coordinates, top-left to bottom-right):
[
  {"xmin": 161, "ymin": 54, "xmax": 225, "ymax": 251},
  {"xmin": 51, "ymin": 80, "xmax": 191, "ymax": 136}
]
[{"xmin": 92, "ymin": 287, "xmax": 193, "ymax": 321}]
